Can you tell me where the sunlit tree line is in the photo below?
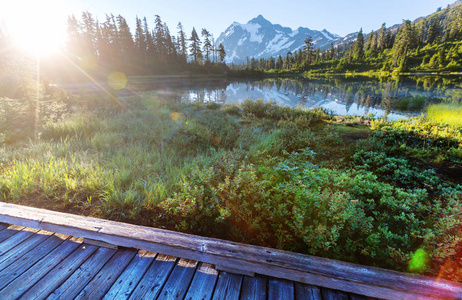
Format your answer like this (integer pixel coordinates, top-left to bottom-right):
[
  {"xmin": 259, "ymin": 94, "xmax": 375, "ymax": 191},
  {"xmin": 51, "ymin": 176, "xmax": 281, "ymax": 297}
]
[{"xmin": 65, "ymin": 12, "xmax": 227, "ymax": 77}]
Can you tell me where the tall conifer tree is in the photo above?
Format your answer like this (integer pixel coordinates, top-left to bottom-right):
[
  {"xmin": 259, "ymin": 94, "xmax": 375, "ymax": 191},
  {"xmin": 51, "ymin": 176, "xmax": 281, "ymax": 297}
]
[
  {"xmin": 353, "ymin": 28, "xmax": 364, "ymax": 61},
  {"xmin": 189, "ymin": 27, "xmax": 202, "ymax": 63},
  {"xmin": 218, "ymin": 43, "xmax": 226, "ymax": 62},
  {"xmin": 177, "ymin": 23, "xmax": 187, "ymax": 64},
  {"xmin": 201, "ymin": 28, "xmax": 212, "ymax": 63}
]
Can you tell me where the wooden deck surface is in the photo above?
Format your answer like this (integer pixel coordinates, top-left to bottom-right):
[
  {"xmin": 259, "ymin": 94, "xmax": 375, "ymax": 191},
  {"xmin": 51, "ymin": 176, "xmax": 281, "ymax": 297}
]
[{"xmin": 0, "ymin": 223, "xmax": 362, "ymax": 300}]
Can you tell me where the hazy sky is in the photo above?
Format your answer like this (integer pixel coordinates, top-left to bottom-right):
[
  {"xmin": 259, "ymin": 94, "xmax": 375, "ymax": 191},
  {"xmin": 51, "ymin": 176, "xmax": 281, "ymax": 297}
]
[{"xmin": 0, "ymin": 0, "xmax": 457, "ymax": 41}]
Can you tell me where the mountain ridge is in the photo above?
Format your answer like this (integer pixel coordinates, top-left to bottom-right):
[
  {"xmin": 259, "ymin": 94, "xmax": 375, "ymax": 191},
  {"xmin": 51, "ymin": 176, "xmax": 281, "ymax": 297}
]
[{"xmin": 216, "ymin": 15, "xmax": 340, "ymax": 64}]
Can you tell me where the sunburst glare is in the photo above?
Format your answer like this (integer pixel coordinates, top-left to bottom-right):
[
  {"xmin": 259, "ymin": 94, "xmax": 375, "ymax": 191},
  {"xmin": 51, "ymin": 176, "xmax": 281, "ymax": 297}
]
[{"xmin": 5, "ymin": 0, "xmax": 67, "ymax": 56}]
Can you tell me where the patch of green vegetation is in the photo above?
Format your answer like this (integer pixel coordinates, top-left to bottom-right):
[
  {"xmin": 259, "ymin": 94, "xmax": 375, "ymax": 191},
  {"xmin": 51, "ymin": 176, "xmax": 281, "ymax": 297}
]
[
  {"xmin": 1, "ymin": 93, "xmax": 462, "ymax": 281},
  {"xmin": 428, "ymin": 103, "xmax": 462, "ymax": 127}
]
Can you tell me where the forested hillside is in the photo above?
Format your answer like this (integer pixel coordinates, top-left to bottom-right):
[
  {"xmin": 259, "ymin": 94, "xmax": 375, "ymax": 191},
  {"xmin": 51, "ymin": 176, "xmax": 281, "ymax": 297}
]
[{"xmin": 235, "ymin": 2, "xmax": 462, "ymax": 74}]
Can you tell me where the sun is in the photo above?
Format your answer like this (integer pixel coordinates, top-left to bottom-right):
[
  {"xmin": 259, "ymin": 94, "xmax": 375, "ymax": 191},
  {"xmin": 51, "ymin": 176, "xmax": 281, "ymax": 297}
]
[{"xmin": 5, "ymin": 0, "xmax": 67, "ymax": 56}]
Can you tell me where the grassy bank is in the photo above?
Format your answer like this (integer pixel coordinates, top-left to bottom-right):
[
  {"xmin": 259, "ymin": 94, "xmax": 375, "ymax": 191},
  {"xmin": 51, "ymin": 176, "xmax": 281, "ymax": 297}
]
[{"xmin": 1, "ymin": 91, "xmax": 462, "ymax": 281}]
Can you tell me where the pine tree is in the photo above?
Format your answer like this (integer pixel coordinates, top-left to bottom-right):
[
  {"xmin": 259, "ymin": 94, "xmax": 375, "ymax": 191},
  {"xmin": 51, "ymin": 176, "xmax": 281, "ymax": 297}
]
[
  {"xmin": 303, "ymin": 37, "xmax": 314, "ymax": 65},
  {"xmin": 392, "ymin": 20, "xmax": 418, "ymax": 66},
  {"xmin": 116, "ymin": 15, "xmax": 134, "ymax": 70},
  {"xmin": 143, "ymin": 17, "xmax": 154, "ymax": 64},
  {"xmin": 189, "ymin": 27, "xmax": 202, "ymax": 63},
  {"xmin": 250, "ymin": 57, "xmax": 258, "ymax": 70},
  {"xmin": 135, "ymin": 16, "xmax": 148, "ymax": 69},
  {"xmin": 315, "ymin": 48, "xmax": 321, "ymax": 64},
  {"xmin": 218, "ymin": 43, "xmax": 226, "ymax": 62},
  {"xmin": 81, "ymin": 11, "xmax": 97, "ymax": 57},
  {"xmin": 329, "ymin": 43, "xmax": 335, "ymax": 60},
  {"xmin": 386, "ymin": 30, "xmax": 394, "ymax": 49},
  {"xmin": 365, "ymin": 31, "xmax": 374, "ymax": 52},
  {"xmin": 285, "ymin": 51, "xmax": 292, "ymax": 69},
  {"xmin": 426, "ymin": 17, "xmax": 440, "ymax": 44},
  {"xmin": 370, "ymin": 32, "xmax": 378, "ymax": 52},
  {"xmin": 449, "ymin": 7, "xmax": 462, "ymax": 40},
  {"xmin": 276, "ymin": 55, "xmax": 283, "ymax": 69},
  {"xmin": 95, "ymin": 21, "xmax": 108, "ymax": 66},
  {"xmin": 100, "ymin": 14, "xmax": 119, "ymax": 69},
  {"xmin": 163, "ymin": 23, "xmax": 176, "ymax": 62},
  {"xmin": 66, "ymin": 15, "xmax": 83, "ymax": 57},
  {"xmin": 259, "ymin": 58, "xmax": 265, "ymax": 70},
  {"xmin": 417, "ymin": 24, "xmax": 426, "ymax": 45},
  {"xmin": 177, "ymin": 23, "xmax": 187, "ymax": 64},
  {"xmin": 297, "ymin": 48, "xmax": 303, "ymax": 65},
  {"xmin": 377, "ymin": 23, "xmax": 387, "ymax": 51},
  {"xmin": 201, "ymin": 28, "xmax": 212, "ymax": 63},
  {"xmin": 353, "ymin": 28, "xmax": 364, "ymax": 61},
  {"xmin": 154, "ymin": 15, "xmax": 166, "ymax": 62}
]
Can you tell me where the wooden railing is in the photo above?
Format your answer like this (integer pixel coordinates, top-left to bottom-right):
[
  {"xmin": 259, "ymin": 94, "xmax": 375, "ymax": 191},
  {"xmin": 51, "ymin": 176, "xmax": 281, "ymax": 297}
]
[{"xmin": 0, "ymin": 202, "xmax": 460, "ymax": 300}]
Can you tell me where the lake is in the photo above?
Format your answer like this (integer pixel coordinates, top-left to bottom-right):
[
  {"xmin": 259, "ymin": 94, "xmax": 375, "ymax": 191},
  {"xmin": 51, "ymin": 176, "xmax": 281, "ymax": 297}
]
[{"xmin": 58, "ymin": 75, "xmax": 462, "ymax": 121}]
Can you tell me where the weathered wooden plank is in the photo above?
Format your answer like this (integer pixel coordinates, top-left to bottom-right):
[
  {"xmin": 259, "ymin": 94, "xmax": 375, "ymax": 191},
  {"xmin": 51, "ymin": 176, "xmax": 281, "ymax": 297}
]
[
  {"xmin": 0, "ymin": 223, "xmax": 9, "ymax": 232},
  {"xmin": 321, "ymin": 288, "xmax": 349, "ymax": 300},
  {"xmin": 0, "ymin": 230, "xmax": 54, "ymax": 272},
  {"xmin": 0, "ymin": 225, "xmax": 24, "ymax": 244},
  {"xmin": 0, "ymin": 233, "xmax": 68, "ymax": 291},
  {"xmin": 268, "ymin": 278, "xmax": 294, "ymax": 300},
  {"xmin": 294, "ymin": 282, "xmax": 321, "ymax": 300},
  {"xmin": 19, "ymin": 243, "xmax": 99, "ymax": 300},
  {"xmin": 158, "ymin": 258, "xmax": 199, "ymax": 299},
  {"xmin": 74, "ymin": 248, "xmax": 136, "ymax": 300},
  {"xmin": 102, "ymin": 250, "xmax": 156, "ymax": 300},
  {"xmin": 0, "ymin": 237, "xmax": 82, "ymax": 299},
  {"xmin": 184, "ymin": 263, "xmax": 219, "ymax": 300},
  {"xmin": 47, "ymin": 247, "xmax": 117, "ymax": 300},
  {"xmin": 211, "ymin": 272, "xmax": 243, "ymax": 300},
  {"xmin": 0, "ymin": 203, "xmax": 461, "ymax": 300},
  {"xmin": 0, "ymin": 227, "xmax": 39, "ymax": 258},
  {"xmin": 240, "ymin": 275, "xmax": 268, "ymax": 300},
  {"xmin": 128, "ymin": 254, "xmax": 177, "ymax": 299}
]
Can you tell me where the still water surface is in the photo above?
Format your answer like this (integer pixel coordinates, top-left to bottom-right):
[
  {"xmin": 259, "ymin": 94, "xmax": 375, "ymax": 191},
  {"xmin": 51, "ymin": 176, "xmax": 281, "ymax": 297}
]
[{"xmin": 63, "ymin": 76, "xmax": 462, "ymax": 121}]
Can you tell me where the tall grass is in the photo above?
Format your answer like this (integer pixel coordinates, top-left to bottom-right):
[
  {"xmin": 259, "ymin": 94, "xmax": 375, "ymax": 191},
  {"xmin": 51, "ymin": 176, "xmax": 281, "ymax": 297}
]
[
  {"xmin": 0, "ymin": 95, "xmax": 205, "ymax": 221},
  {"xmin": 427, "ymin": 103, "xmax": 462, "ymax": 127}
]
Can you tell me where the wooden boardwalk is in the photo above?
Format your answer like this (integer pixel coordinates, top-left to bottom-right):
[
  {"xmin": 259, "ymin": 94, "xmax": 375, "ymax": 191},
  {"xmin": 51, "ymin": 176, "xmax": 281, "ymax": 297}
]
[
  {"xmin": 0, "ymin": 223, "xmax": 357, "ymax": 300},
  {"xmin": 0, "ymin": 203, "xmax": 460, "ymax": 300}
]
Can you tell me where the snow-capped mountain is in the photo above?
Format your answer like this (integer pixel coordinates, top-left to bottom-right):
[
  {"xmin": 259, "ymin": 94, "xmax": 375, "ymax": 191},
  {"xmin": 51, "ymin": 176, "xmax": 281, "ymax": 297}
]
[{"xmin": 216, "ymin": 15, "xmax": 340, "ymax": 64}]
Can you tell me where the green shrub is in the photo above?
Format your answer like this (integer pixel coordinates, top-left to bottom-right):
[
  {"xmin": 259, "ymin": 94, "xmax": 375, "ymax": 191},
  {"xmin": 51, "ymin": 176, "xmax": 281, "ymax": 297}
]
[
  {"xmin": 160, "ymin": 147, "xmax": 460, "ymax": 271},
  {"xmin": 352, "ymin": 150, "xmax": 441, "ymax": 189}
]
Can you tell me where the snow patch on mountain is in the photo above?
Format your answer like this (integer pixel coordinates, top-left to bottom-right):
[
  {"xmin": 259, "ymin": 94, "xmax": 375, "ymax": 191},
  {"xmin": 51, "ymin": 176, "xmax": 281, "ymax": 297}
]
[
  {"xmin": 216, "ymin": 15, "xmax": 341, "ymax": 64},
  {"xmin": 242, "ymin": 23, "xmax": 263, "ymax": 43}
]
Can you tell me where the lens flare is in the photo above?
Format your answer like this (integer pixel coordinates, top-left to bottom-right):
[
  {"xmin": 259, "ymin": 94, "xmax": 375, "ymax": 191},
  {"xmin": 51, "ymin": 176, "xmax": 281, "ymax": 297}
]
[
  {"xmin": 107, "ymin": 72, "xmax": 127, "ymax": 91},
  {"xmin": 409, "ymin": 248, "xmax": 429, "ymax": 273},
  {"xmin": 170, "ymin": 112, "xmax": 180, "ymax": 121}
]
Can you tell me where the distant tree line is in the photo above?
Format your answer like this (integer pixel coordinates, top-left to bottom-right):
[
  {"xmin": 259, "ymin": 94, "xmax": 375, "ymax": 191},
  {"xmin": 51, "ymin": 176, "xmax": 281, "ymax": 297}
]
[
  {"xmin": 63, "ymin": 12, "xmax": 227, "ymax": 79},
  {"xmin": 237, "ymin": 3, "xmax": 462, "ymax": 73}
]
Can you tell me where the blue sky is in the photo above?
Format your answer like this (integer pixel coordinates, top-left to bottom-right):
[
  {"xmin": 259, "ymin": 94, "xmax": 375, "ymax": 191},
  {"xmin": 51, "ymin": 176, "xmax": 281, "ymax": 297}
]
[
  {"xmin": 64, "ymin": 0, "xmax": 456, "ymax": 37},
  {"xmin": 0, "ymin": 0, "xmax": 457, "ymax": 41}
]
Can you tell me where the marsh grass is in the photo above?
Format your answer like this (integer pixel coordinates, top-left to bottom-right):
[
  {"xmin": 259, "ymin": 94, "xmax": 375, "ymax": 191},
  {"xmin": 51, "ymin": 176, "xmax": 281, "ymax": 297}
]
[
  {"xmin": 0, "ymin": 94, "xmax": 206, "ymax": 220},
  {"xmin": 427, "ymin": 103, "xmax": 462, "ymax": 127}
]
